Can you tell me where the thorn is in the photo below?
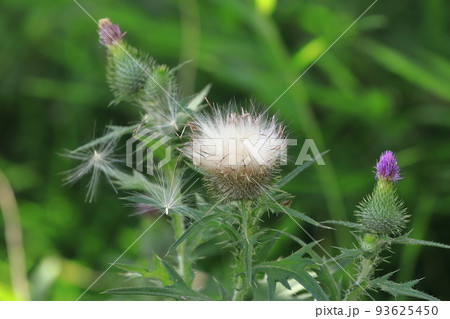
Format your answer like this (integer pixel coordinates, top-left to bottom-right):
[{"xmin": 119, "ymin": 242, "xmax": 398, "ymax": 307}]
[{"xmin": 204, "ymin": 97, "xmax": 213, "ymax": 110}]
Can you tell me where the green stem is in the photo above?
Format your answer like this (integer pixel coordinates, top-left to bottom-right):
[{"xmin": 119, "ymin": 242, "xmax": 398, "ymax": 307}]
[
  {"xmin": 172, "ymin": 213, "xmax": 193, "ymax": 285},
  {"xmin": 233, "ymin": 201, "xmax": 254, "ymax": 301},
  {"xmin": 345, "ymin": 257, "xmax": 373, "ymax": 301}
]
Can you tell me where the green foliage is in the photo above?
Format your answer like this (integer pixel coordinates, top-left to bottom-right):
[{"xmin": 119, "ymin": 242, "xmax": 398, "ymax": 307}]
[
  {"xmin": 371, "ymin": 272, "xmax": 439, "ymax": 301},
  {"xmin": 105, "ymin": 258, "xmax": 211, "ymax": 301},
  {"xmin": 392, "ymin": 235, "xmax": 450, "ymax": 250},
  {"xmin": 253, "ymin": 243, "xmax": 328, "ymax": 301}
]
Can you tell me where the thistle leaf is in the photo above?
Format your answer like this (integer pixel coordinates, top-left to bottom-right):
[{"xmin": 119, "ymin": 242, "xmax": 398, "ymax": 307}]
[
  {"xmin": 105, "ymin": 258, "xmax": 211, "ymax": 300},
  {"xmin": 371, "ymin": 272, "xmax": 439, "ymax": 301},
  {"xmin": 114, "ymin": 256, "xmax": 172, "ymax": 285},
  {"xmin": 392, "ymin": 236, "xmax": 450, "ymax": 249},
  {"xmin": 253, "ymin": 244, "xmax": 329, "ymax": 301}
]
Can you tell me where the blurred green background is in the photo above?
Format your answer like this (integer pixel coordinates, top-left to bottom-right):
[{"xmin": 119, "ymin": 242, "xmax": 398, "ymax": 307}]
[{"xmin": 1, "ymin": 0, "xmax": 449, "ymax": 300}]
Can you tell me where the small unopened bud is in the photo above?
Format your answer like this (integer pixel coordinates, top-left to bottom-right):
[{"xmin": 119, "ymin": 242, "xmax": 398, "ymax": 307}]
[
  {"xmin": 356, "ymin": 151, "xmax": 408, "ymax": 236},
  {"xmin": 98, "ymin": 18, "xmax": 126, "ymax": 47}
]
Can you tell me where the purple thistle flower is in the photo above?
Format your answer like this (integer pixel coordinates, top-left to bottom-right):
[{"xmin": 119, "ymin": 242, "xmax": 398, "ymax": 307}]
[
  {"xmin": 98, "ymin": 18, "xmax": 126, "ymax": 47},
  {"xmin": 375, "ymin": 150, "xmax": 402, "ymax": 182}
]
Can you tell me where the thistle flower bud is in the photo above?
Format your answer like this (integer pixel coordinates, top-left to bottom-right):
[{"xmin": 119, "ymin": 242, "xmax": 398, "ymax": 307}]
[
  {"xmin": 98, "ymin": 18, "xmax": 126, "ymax": 47},
  {"xmin": 375, "ymin": 150, "xmax": 401, "ymax": 182},
  {"xmin": 183, "ymin": 107, "xmax": 287, "ymax": 201},
  {"xmin": 356, "ymin": 151, "xmax": 408, "ymax": 235}
]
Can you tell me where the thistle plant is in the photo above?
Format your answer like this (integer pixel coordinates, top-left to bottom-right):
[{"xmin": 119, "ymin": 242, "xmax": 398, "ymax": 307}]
[{"xmin": 65, "ymin": 19, "xmax": 449, "ymax": 301}]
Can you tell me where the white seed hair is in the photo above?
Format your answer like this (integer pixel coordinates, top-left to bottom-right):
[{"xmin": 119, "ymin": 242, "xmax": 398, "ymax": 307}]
[
  {"xmin": 63, "ymin": 136, "xmax": 120, "ymax": 202},
  {"xmin": 183, "ymin": 106, "xmax": 287, "ymax": 200}
]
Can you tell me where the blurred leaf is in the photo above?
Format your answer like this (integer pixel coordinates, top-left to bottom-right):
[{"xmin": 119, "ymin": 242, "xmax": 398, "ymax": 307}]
[
  {"xmin": 104, "ymin": 285, "xmax": 211, "ymax": 300},
  {"xmin": 361, "ymin": 40, "xmax": 450, "ymax": 101},
  {"xmin": 254, "ymin": 0, "xmax": 277, "ymax": 16}
]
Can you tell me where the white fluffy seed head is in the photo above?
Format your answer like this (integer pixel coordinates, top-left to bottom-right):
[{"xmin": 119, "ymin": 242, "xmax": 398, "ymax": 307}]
[{"xmin": 183, "ymin": 107, "xmax": 287, "ymax": 200}]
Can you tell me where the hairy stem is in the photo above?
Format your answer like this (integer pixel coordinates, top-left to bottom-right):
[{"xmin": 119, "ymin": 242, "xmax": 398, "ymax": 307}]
[
  {"xmin": 233, "ymin": 201, "xmax": 254, "ymax": 301},
  {"xmin": 172, "ymin": 213, "xmax": 193, "ymax": 285},
  {"xmin": 345, "ymin": 257, "xmax": 373, "ymax": 301}
]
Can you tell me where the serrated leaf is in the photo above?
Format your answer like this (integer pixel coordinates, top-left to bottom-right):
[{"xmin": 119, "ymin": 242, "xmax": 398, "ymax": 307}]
[
  {"xmin": 371, "ymin": 273, "xmax": 439, "ymax": 301},
  {"xmin": 277, "ymin": 150, "xmax": 329, "ymax": 188},
  {"xmin": 254, "ymin": 244, "xmax": 329, "ymax": 301},
  {"xmin": 334, "ymin": 247, "xmax": 365, "ymax": 262},
  {"xmin": 106, "ymin": 257, "xmax": 211, "ymax": 300},
  {"xmin": 392, "ymin": 236, "xmax": 450, "ymax": 249},
  {"xmin": 148, "ymin": 256, "xmax": 173, "ymax": 286},
  {"xmin": 266, "ymin": 229, "xmax": 341, "ymax": 300}
]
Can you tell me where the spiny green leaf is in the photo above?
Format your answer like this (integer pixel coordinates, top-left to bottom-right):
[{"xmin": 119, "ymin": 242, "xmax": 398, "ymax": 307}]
[
  {"xmin": 277, "ymin": 150, "xmax": 329, "ymax": 188},
  {"xmin": 106, "ymin": 257, "xmax": 211, "ymax": 300},
  {"xmin": 254, "ymin": 244, "xmax": 328, "ymax": 301},
  {"xmin": 371, "ymin": 273, "xmax": 439, "ymax": 301},
  {"xmin": 114, "ymin": 256, "xmax": 173, "ymax": 286},
  {"xmin": 392, "ymin": 236, "xmax": 450, "ymax": 249},
  {"xmin": 147, "ymin": 256, "xmax": 172, "ymax": 286}
]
